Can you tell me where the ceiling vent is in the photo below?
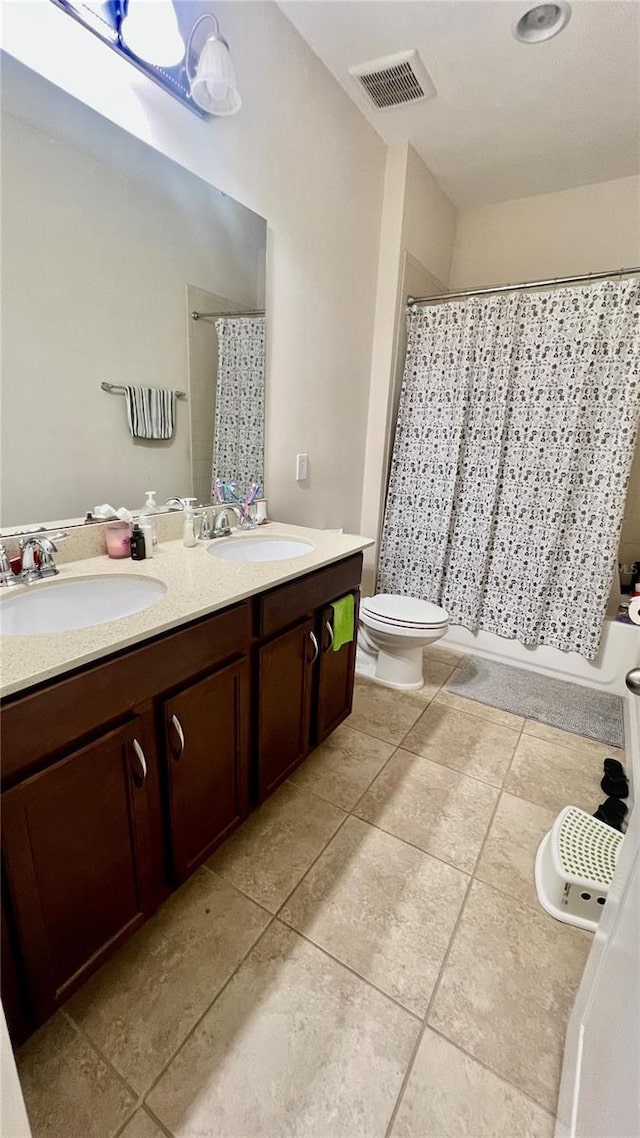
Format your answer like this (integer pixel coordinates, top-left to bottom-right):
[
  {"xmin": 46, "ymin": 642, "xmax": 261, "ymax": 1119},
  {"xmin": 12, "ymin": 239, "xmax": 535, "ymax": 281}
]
[{"xmin": 349, "ymin": 50, "xmax": 436, "ymax": 111}]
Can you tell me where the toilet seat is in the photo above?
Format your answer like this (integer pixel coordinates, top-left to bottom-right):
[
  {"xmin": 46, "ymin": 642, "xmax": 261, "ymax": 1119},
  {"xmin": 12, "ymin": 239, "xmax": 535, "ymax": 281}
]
[{"xmin": 361, "ymin": 594, "xmax": 448, "ymax": 630}]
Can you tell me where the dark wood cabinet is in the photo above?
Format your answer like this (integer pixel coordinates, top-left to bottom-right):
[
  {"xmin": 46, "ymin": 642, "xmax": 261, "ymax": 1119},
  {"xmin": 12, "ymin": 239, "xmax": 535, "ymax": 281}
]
[
  {"xmin": 257, "ymin": 618, "xmax": 315, "ymax": 799},
  {"xmin": 163, "ymin": 659, "xmax": 250, "ymax": 882},
  {"xmin": 255, "ymin": 568, "xmax": 361, "ymax": 800},
  {"xmin": 314, "ymin": 593, "xmax": 358, "ymax": 745},
  {"xmin": 0, "ymin": 553, "xmax": 363, "ymax": 1042},
  {"xmin": 1, "ymin": 716, "xmax": 155, "ymax": 1021}
]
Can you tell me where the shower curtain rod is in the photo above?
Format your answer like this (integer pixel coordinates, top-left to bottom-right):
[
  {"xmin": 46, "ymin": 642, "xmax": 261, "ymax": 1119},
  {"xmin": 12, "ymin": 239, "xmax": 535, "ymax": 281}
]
[
  {"xmin": 191, "ymin": 309, "xmax": 265, "ymax": 321},
  {"xmin": 407, "ymin": 265, "xmax": 640, "ymax": 307}
]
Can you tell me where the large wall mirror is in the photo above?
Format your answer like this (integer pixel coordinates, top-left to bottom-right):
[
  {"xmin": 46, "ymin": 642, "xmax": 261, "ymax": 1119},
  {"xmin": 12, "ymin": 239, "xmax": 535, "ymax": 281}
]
[{"xmin": 0, "ymin": 54, "xmax": 267, "ymax": 531}]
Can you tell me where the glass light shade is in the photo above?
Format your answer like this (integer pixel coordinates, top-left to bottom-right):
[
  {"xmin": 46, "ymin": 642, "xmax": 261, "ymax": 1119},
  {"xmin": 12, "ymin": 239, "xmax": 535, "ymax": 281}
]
[
  {"xmin": 190, "ymin": 34, "xmax": 241, "ymax": 116},
  {"xmin": 121, "ymin": 0, "xmax": 185, "ymax": 67}
]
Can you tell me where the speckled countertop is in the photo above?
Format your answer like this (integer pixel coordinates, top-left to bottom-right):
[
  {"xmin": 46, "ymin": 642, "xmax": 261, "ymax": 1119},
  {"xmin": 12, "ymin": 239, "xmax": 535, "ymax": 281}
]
[{"xmin": 0, "ymin": 523, "xmax": 373, "ymax": 699}]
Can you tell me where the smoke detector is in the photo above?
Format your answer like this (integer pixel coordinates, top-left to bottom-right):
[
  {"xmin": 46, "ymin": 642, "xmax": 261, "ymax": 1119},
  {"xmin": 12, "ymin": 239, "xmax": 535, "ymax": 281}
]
[{"xmin": 349, "ymin": 50, "xmax": 436, "ymax": 111}]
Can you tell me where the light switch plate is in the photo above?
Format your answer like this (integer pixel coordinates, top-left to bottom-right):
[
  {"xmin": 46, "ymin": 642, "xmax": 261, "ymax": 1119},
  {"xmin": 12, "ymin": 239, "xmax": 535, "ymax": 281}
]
[{"xmin": 296, "ymin": 453, "xmax": 309, "ymax": 481}]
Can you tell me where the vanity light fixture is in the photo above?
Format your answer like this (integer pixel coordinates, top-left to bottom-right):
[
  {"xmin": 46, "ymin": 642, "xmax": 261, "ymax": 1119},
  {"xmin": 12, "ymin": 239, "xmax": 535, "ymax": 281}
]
[
  {"xmin": 513, "ymin": 2, "xmax": 572, "ymax": 43},
  {"xmin": 49, "ymin": 1, "xmax": 241, "ymax": 118},
  {"xmin": 186, "ymin": 14, "xmax": 241, "ymax": 116},
  {"xmin": 120, "ymin": 0, "xmax": 185, "ymax": 67}
]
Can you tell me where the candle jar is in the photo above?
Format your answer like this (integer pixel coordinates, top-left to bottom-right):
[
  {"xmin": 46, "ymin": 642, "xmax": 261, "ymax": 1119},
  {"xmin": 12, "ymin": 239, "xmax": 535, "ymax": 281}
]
[{"xmin": 105, "ymin": 520, "xmax": 131, "ymax": 558}]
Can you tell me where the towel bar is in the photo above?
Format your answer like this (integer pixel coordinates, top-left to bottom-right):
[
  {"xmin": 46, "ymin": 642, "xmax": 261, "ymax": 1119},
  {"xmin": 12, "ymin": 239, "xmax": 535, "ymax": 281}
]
[{"xmin": 101, "ymin": 382, "xmax": 187, "ymax": 399}]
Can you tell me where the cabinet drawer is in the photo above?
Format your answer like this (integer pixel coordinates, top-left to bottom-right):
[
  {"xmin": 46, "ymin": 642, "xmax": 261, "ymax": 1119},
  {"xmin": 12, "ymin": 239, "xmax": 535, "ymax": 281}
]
[
  {"xmin": 256, "ymin": 553, "xmax": 363, "ymax": 639},
  {"xmin": 1, "ymin": 602, "xmax": 250, "ymax": 786}
]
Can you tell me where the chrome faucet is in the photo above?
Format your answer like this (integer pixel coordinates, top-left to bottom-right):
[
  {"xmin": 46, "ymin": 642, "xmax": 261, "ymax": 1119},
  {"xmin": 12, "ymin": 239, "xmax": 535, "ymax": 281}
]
[
  {"xmin": 20, "ymin": 533, "xmax": 68, "ymax": 583},
  {"xmin": 0, "ymin": 545, "xmax": 20, "ymax": 588},
  {"xmin": 213, "ymin": 505, "xmax": 243, "ymax": 538},
  {"xmin": 163, "ymin": 497, "xmax": 185, "ymax": 510}
]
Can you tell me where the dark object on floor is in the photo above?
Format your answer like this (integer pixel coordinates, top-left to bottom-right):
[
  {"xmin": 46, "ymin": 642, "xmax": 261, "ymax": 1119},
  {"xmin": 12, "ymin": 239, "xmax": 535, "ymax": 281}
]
[
  {"xmin": 601, "ymin": 757, "xmax": 629, "ymax": 799},
  {"xmin": 593, "ymin": 797, "xmax": 628, "ymax": 832},
  {"xmin": 445, "ymin": 656, "xmax": 625, "ymax": 749}
]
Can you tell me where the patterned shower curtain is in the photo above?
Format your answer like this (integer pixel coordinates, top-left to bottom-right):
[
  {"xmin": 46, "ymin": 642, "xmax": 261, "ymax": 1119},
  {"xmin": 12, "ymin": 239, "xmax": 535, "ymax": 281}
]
[
  {"xmin": 212, "ymin": 316, "xmax": 265, "ymax": 491},
  {"xmin": 378, "ymin": 279, "xmax": 640, "ymax": 659}
]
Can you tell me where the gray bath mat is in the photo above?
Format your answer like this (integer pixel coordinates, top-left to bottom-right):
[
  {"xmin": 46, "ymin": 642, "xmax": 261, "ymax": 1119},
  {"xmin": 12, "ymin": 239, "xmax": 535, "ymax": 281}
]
[{"xmin": 446, "ymin": 656, "xmax": 624, "ymax": 749}]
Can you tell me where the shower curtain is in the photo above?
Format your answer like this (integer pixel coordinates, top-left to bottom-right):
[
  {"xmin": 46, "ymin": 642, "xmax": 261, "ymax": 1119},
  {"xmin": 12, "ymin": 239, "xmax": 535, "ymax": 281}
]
[
  {"xmin": 378, "ymin": 278, "xmax": 640, "ymax": 659},
  {"xmin": 212, "ymin": 316, "xmax": 265, "ymax": 492}
]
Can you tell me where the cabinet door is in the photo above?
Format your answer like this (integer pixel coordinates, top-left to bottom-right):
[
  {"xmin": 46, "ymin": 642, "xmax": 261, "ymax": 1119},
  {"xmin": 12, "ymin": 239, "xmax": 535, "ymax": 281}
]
[
  {"xmin": 257, "ymin": 618, "xmax": 315, "ymax": 800},
  {"xmin": 164, "ymin": 659, "xmax": 250, "ymax": 882},
  {"xmin": 314, "ymin": 593, "xmax": 359, "ymax": 745},
  {"xmin": 1, "ymin": 717, "xmax": 155, "ymax": 1020}
]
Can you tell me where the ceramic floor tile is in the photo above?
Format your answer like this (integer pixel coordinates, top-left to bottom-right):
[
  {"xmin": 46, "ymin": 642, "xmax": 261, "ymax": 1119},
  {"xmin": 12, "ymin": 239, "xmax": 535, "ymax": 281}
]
[
  {"xmin": 147, "ymin": 922, "xmax": 419, "ymax": 1138},
  {"xmin": 16, "ymin": 1013, "xmax": 135, "ymax": 1138},
  {"xmin": 428, "ymin": 879, "xmax": 591, "ymax": 1112},
  {"xmin": 523, "ymin": 718, "xmax": 626, "ymax": 762},
  {"xmin": 347, "ymin": 674, "xmax": 442, "ymax": 744},
  {"xmin": 208, "ymin": 782, "xmax": 345, "ymax": 912},
  {"xmin": 403, "ymin": 702, "xmax": 520, "ymax": 788},
  {"xmin": 281, "ymin": 816, "xmax": 468, "ymax": 1015},
  {"xmin": 433, "ymin": 689, "xmax": 525, "ymax": 732},
  {"xmin": 476, "ymin": 792, "xmax": 556, "ymax": 909},
  {"xmin": 67, "ymin": 868, "xmax": 269, "ymax": 1094},
  {"xmin": 119, "ymin": 1109, "xmax": 167, "ymax": 1138},
  {"xmin": 355, "ymin": 749, "xmax": 497, "ymax": 873},
  {"xmin": 391, "ymin": 1028, "xmax": 554, "ymax": 1138},
  {"xmin": 288, "ymin": 723, "xmax": 395, "ymax": 809},
  {"xmin": 423, "ymin": 643, "xmax": 465, "ymax": 667},
  {"xmin": 505, "ymin": 733, "xmax": 603, "ymax": 814},
  {"xmin": 416, "ymin": 656, "xmax": 458, "ymax": 697}
]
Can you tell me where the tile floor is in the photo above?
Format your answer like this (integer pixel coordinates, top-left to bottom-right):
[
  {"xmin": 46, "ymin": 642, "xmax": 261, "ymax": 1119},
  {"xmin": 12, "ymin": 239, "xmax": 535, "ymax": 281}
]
[{"xmin": 17, "ymin": 646, "xmax": 623, "ymax": 1138}]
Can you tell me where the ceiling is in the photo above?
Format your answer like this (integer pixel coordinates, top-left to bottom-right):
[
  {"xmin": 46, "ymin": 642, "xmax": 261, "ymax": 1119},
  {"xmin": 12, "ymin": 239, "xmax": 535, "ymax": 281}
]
[{"xmin": 278, "ymin": 0, "xmax": 640, "ymax": 207}]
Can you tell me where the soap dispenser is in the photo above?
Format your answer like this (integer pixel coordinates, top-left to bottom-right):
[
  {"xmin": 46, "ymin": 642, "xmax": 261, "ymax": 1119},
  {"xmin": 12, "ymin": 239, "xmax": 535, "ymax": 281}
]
[
  {"xmin": 139, "ymin": 490, "xmax": 160, "ymax": 550},
  {"xmin": 182, "ymin": 498, "xmax": 198, "ymax": 548}
]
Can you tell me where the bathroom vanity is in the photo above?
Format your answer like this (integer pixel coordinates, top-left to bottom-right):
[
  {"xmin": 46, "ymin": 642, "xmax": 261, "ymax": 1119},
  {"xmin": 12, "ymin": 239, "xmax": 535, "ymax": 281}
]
[{"xmin": 0, "ymin": 526, "xmax": 368, "ymax": 1043}]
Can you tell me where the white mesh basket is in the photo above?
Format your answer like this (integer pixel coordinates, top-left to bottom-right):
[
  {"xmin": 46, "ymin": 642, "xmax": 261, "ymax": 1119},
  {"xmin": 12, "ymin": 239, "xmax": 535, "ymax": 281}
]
[{"xmin": 535, "ymin": 805, "xmax": 623, "ymax": 932}]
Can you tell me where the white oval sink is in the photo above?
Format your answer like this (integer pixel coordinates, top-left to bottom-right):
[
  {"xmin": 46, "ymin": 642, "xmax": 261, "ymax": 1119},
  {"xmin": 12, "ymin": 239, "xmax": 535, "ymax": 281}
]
[
  {"xmin": 0, "ymin": 575, "xmax": 167, "ymax": 635},
  {"xmin": 208, "ymin": 537, "xmax": 314, "ymax": 563}
]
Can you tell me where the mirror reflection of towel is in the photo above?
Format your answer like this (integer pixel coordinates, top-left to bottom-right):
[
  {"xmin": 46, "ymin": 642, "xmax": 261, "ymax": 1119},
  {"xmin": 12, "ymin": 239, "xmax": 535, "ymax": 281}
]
[{"xmin": 124, "ymin": 386, "xmax": 176, "ymax": 439}]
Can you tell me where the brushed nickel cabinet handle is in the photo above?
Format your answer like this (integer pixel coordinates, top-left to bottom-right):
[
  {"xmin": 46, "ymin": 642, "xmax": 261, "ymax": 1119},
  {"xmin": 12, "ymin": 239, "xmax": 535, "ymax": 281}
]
[
  {"xmin": 626, "ymin": 667, "xmax": 640, "ymax": 695},
  {"xmin": 132, "ymin": 739, "xmax": 147, "ymax": 783},
  {"xmin": 171, "ymin": 714, "xmax": 185, "ymax": 758},
  {"xmin": 325, "ymin": 620, "xmax": 334, "ymax": 651},
  {"xmin": 309, "ymin": 630, "xmax": 319, "ymax": 664}
]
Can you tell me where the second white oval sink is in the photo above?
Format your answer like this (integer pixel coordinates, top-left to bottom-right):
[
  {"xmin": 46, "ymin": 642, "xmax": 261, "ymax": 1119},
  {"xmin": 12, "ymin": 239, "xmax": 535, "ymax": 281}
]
[
  {"xmin": 208, "ymin": 537, "xmax": 314, "ymax": 563},
  {"xmin": 0, "ymin": 575, "xmax": 167, "ymax": 635}
]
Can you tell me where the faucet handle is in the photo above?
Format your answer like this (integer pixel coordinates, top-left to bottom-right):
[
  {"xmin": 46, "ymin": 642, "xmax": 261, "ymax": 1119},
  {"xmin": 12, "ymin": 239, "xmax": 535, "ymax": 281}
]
[
  {"xmin": 45, "ymin": 531, "xmax": 69, "ymax": 552},
  {"xmin": 0, "ymin": 544, "xmax": 21, "ymax": 588}
]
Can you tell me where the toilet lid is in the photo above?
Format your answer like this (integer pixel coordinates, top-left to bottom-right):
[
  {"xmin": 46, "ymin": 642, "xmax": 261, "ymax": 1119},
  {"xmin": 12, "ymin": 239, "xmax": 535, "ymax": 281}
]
[{"xmin": 361, "ymin": 594, "xmax": 448, "ymax": 628}]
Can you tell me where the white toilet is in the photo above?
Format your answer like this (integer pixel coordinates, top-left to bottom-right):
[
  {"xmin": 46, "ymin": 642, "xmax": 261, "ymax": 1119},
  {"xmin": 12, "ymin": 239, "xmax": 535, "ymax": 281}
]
[{"xmin": 356, "ymin": 593, "xmax": 449, "ymax": 691}]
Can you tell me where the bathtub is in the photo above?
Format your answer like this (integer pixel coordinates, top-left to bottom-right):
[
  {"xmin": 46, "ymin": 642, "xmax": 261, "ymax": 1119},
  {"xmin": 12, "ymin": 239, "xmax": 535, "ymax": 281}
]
[{"xmin": 443, "ymin": 616, "xmax": 639, "ymax": 695}]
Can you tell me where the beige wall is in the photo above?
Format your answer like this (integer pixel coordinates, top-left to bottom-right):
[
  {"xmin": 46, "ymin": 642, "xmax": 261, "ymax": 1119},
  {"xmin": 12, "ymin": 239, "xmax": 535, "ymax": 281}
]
[
  {"xmin": 450, "ymin": 175, "xmax": 640, "ymax": 289},
  {"xmin": 359, "ymin": 143, "xmax": 455, "ymax": 586},
  {"xmin": 2, "ymin": 0, "xmax": 386, "ymax": 534}
]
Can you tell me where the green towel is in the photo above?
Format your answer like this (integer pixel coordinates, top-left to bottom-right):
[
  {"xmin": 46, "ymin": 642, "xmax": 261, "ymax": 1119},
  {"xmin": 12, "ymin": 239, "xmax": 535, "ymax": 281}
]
[{"xmin": 331, "ymin": 593, "xmax": 355, "ymax": 652}]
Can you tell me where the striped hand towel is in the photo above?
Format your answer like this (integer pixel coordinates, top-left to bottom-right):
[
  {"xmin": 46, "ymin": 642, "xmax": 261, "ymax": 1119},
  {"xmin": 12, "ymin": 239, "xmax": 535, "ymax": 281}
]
[{"xmin": 124, "ymin": 386, "xmax": 176, "ymax": 440}]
